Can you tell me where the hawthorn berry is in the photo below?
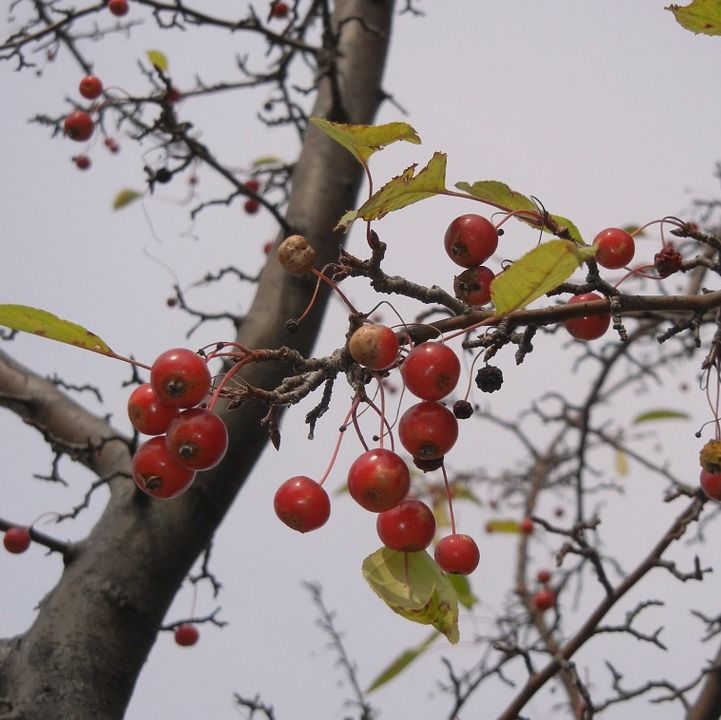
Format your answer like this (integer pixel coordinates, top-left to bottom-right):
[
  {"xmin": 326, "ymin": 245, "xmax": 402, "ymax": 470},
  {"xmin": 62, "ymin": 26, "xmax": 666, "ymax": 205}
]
[
  {"xmin": 271, "ymin": 1, "xmax": 289, "ymax": 18},
  {"xmin": 434, "ymin": 534, "xmax": 480, "ymax": 575},
  {"xmin": 245, "ymin": 178, "xmax": 260, "ymax": 193},
  {"xmin": 263, "ymin": 241, "xmax": 274, "ymax": 256},
  {"xmin": 277, "ymin": 234, "xmax": 316, "ymax": 274},
  {"xmin": 536, "ymin": 568, "xmax": 552, "ymax": 584},
  {"xmin": 520, "ymin": 517, "xmax": 534, "ymax": 535},
  {"xmin": 348, "ymin": 324, "xmax": 399, "ymax": 371},
  {"xmin": 72, "ymin": 154, "xmax": 91, "ymax": 170},
  {"xmin": 165, "ymin": 408, "xmax": 229, "ymax": 471},
  {"xmin": 78, "ymin": 75, "xmax": 103, "ymax": 100},
  {"xmin": 376, "ymin": 499, "xmax": 436, "ymax": 552},
  {"xmin": 563, "ymin": 293, "xmax": 610, "ymax": 341},
  {"xmin": 475, "ymin": 365, "xmax": 503, "ymax": 393},
  {"xmin": 132, "ymin": 437, "xmax": 196, "ymax": 499},
  {"xmin": 593, "ymin": 227, "xmax": 635, "ymax": 269},
  {"xmin": 399, "ymin": 402, "xmax": 459, "ymax": 461},
  {"xmin": 127, "ymin": 383, "xmax": 180, "ymax": 436},
  {"xmin": 274, "ymin": 476, "xmax": 330, "ymax": 533},
  {"xmin": 453, "ymin": 265, "xmax": 495, "ymax": 307},
  {"xmin": 700, "ymin": 469, "xmax": 721, "ymax": 501},
  {"xmin": 174, "ymin": 624, "xmax": 199, "ymax": 647},
  {"xmin": 444, "ymin": 214, "xmax": 498, "ymax": 268},
  {"xmin": 453, "ymin": 400, "xmax": 473, "ymax": 419},
  {"xmin": 244, "ymin": 198, "xmax": 259, "ymax": 215},
  {"xmin": 401, "ymin": 342, "xmax": 460, "ymax": 401},
  {"xmin": 155, "ymin": 168, "xmax": 172, "ymax": 184},
  {"xmin": 654, "ymin": 244, "xmax": 683, "ymax": 278},
  {"xmin": 150, "ymin": 348, "xmax": 212, "ymax": 409},
  {"xmin": 532, "ymin": 588, "xmax": 556, "ymax": 612},
  {"xmin": 107, "ymin": 0, "xmax": 129, "ymax": 16},
  {"xmin": 104, "ymin": 137, "xmax": 119, "ymax": 153},
  {"xmin": 3, "ymin": 527, "xmax": 31, "ymax": 554},
  {"xmin": 347, "ymin": 448, "xmax": 410, "ymax": 512},
  {"xmin": 164, "ymin": 87, "xmax": 182, "ymax": 104},
  {"xmin": 63, "ymin": 111, "xmax": 94, "ymax": 142}
]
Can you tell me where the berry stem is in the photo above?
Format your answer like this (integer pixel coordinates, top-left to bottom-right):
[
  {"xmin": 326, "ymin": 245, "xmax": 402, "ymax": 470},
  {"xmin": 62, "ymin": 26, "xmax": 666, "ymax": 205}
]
[
  {"xmin": 317, "ymin": 396, "xmax": 361, "ymax": 486},
  {"xmin": 441, "ymin": 462, "xmax": 457, "ymax": 535}
]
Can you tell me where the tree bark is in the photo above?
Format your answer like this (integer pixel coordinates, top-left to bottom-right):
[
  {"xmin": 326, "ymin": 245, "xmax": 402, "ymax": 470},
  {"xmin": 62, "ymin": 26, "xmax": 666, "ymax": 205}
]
[{"xmin": 0, "ymin": 2, "xmax": 395, "ymax": 717}]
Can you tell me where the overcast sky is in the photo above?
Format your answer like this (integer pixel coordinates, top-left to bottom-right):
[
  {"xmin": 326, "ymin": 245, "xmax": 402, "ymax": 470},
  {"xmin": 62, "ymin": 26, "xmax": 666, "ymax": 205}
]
[{"xmin": 2, "ymin": 3, "xmax": 721, "ymax": 719}]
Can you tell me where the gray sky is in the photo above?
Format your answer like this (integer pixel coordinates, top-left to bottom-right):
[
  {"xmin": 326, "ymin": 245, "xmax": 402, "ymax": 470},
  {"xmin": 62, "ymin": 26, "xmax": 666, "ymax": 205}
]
[{"xmin": 1, "ymin": 2, "xmax": 721, "ymax": 718}]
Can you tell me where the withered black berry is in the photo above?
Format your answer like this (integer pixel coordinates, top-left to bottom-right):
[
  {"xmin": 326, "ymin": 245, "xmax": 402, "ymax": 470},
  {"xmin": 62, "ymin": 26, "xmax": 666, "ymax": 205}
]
[{"xmin": 475, "ymin": 365, "xmax": 503, "ymax": 393}]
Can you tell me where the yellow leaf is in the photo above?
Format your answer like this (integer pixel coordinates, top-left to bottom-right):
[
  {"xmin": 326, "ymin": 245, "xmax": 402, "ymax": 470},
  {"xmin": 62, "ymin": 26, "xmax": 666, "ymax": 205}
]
[
  {"xmin": 112, "ymin": 188, "xmax": 143, "ymax": 210},
  {"xmin": 310, "ymin": 118, "xmax": 421, "ymax": 165},
  {"xmin": 0, "ymin": 304, "xmax": 113, "ymax": 355},
  {"xmin": 667, "ymin": 0, "xmax": 721, "ymax": 35},
  {"xmin": 491, "ymin": 239, "xmax": 596, "ymax": 314},
  {"xmin": 146, "ymin": 49, "xmax": 169, "ymax": 72},
  {"xmin": 615, "ymin": 449, "xmax": 629, "ymax": 476}
]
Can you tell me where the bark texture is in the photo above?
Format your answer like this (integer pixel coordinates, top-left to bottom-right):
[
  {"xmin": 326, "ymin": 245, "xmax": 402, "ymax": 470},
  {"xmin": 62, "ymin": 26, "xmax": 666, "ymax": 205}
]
[{"xmin": 0, "ymin": 2, "xmax": 395, "ymax": 717}]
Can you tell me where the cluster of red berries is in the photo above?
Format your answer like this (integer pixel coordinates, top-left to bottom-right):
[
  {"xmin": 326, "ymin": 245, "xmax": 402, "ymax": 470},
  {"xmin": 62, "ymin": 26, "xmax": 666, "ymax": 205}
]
[
  {"xmin": 128, "ymin": 349, "xmax": 228, "ymax": 499},
  {"xmin": 244, "ymin": 179, "xmax": 261, "ymax": 215},
  {"xmin": 532, "ymin": 568, "xmax": 556, "ymax": 612}
]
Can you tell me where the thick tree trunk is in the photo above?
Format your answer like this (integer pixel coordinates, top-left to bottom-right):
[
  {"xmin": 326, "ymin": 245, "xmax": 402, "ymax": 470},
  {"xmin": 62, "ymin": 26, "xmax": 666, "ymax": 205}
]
[{"xmin": 0, "ymin": 2, "xmax": 395, "ymax": 717}]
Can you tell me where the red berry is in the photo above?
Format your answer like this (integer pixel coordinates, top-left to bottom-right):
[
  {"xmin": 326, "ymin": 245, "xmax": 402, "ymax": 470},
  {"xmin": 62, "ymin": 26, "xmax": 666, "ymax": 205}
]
[
  {"xmin": 165, "ymin": 408, "xmax": 229, "ymax": 471},
  {"xmin": 164, "ymin": 87, "xmax": 182, "ymax": 104},
  {"xmin": 434, "ymin": 534, "xmax": 480, "ymax": 575},
  {"xmin": 274, "ymin": 476, "xmax": 330, "ymax": 533},
  {"xmin": 3, "ymin": 527, "xmax": 31, "ymax": 554},
  {"xmin": 132, "ymin": 437, "xmax": 196, "ymax": 499},
  {"xmin": 245, "ymin": 178, "xmax": 261, "ymax": 193},
  {"xmin": 563, "ymin": 293, "xmax": 610, "ymax": 341},
  {"xmin": 244, "ymin": 198, "xmax": 260, "ymax": 214},
  {"xmin": 79, "ymin": 75, "xmax": 103, "ymax": 100},
  {"xmin": 347, "ymin": 449, "xmax": 410, "ymax": 512},
  {"xmin": 348, "ymin": 324, "xmax": 399, "ymax": 371},
  {"xmin": 150, "ymin": 348, "xmax": 212, "ymax": 409},
  {"xmin": 398, "ymin": 401, "xmax": 458, "ymax": 461},
  {"xmin": 104, "ymin": 137, "xmax": 119, "ymax": 153},
  {"xmin": 263, "ymin": 241, "xmax": 274, "ymax": 256},
  {"xmin": 444, "ymin": 214, "xmax": 498, "ymax": 268},
  {"xmin": 520, "ymin": 517, "xmax": 534, "ymax": 535},
  {"xmin": 271, "ymin": 1, "xmax": 289, "ymax": 18},
  {"xmin": 63, "ymin": 111, "xmax": 94, "ymax": 142},
  {"xmin": 107, "ymin": 0, "xmax": 129, "ymax": 16},
  {"xmin": 593, "ymin": 228, "xmax": 635, "ymax": 269},
  {"xmin": 700, "ymin": 469, "xmax": 721, "ymax": 501},
  {"xmin": 453, "ymin": 265, "xmax": 495, "ymax": 306},
  {"xmin": 401, "ymin": 342, "xmax": 460, "ymax": 401},
  {"xmin": 376, "ymin": 499, "xmax": 436, "ymax": 552},
  {"xmin": 128, "ymin": 383, "xmax": 180, "ymax": 436},
  {"xmin": 73, "ymin": 154, "xmax": 91, "ymax": 170},
  {"xmin": 174, "ymin": 624, "xmax": 199, "ymax": 647},
  {"xmin": 536, "ymin": 568, "xmax": 552, "ymax": 584},
  {"xmin": 533, "ymin": 588, "xmax": 556, "ymax": 612}
]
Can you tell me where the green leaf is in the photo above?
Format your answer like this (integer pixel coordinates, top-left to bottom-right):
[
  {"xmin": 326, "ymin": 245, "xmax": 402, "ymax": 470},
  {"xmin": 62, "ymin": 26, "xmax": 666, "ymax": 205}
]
[
  {"xmin": 366, "ymin": 631, "xmax": 438, "ymax": 693},
  {"xmin": 251, "ymin": 155, "xmax": 283, "ymax": 167},
  {"xmin": 337, "ymin": 152, "xmax": 447, "ymax": 230},
  {"xmin": 632, "ymin": 409, "xmax": 691, "ymax": 424},
  {"xmin": 667, "ymin": 0, "xmax": 721, "ymax": 35},
  {"xmin": 362, "ymin": 547, "xmax": 459, "ymax": 643},
  {"xmin": 490, "ymin": 239, "xmax": 596, "ymax": 314},
  {"xmin": 0, "ymin": 304, "xmax": 114, "ymax": 355},
  {"xmin": 112, "ymin": 189, "xmax": 143, "ymax": 210},
  {"xmin": 456, "ymin": 180, "xmax": 583, "ymax": 243},
  {"xmin": 309, "ymin": 118, "xmax": 421, "ymax": 166},
  {"xmin": 447, "ymin": 573, "xmax": 478, "ymax": 609},
  {"xmin": 146, "ymin": 49, "xmax": 169, "ymax": 72}
]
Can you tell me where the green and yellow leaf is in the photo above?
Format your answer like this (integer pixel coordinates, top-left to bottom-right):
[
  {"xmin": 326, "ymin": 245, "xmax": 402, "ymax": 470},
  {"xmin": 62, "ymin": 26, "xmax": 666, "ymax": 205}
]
[
  {"xmin": 447, "ymin": 573, "xmax": 478, "ymax": 609},
  {"xmin": 146, "ymin": 49, "xmax": 169, "ymax": 72},
  {"xmin": 310, "ymin": 118, "xmax": 421, "ymax": 165},
  {"xmin": 667, "ymin": 0, "xmax": 721, "ymax": 35},
  {"xmin": 0, "ymin": 304, "xmax": 114, "ymax": 355},
  {"xmin": 615, "ymin": 449, "xmax": 629, "ymax": 476},
  {"xmin": 486, "ymin": 518, "xmax": 523, "ymax": 534},
  {"xmin": 112, "ymin": 188, "xmax": 143, "ymax": 210},
  {"xmin": 632, "ymin": 409, "xmax": 691, "ymax": 424},
  {"xmin": 362, "ymin": 547, "xmax": 459, "ymax": 643},
  {"xmin": 490, "ymin": 239, "xmax": 596, "ymax": 314}
]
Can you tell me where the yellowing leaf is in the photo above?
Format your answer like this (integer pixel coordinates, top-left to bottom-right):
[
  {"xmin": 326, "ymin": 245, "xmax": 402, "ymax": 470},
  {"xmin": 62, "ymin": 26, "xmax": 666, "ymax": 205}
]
[
  {"xmin": 491, "ymin": 239, "xmax": 596, "ymax": 314},
  {"xmin": 112, "ymin": 188, "xmax": 143, "ymax": 210},
  {"xmin": 251, "ymin": 155, "xmax": 283, "ymax": 167},
  {"xmin": 615, "ymin": 449, "xmax": 629, "ymax": 476},
  {"xmin": 632, "ymin": 409, "xmax": 691, "ymax": 424},
  {"xmin": 447, "ymin": 573, "xmax": 478, "ymax": 609},
  {"xmin": 146, "ymin": 49, "xmax": 169, "ymax": 72},
  {"xmin": 456, "ymin": 180, "xmax": 583, "ymax": 243},
  {"xmin": 667, "ymin": 0, "xmax": 721, "ymax": 35},
  {"xmin": 338, "ymin": 152, "xmax": 447, "ymax": 229},
  {"xmin": 366, "ymin": 631, "xmax": 438, "ymax": 693},
  {"xmin": 310, "ymin": 118, "xmax": 421, "ymax": 165},
  {"xmin": 0, "ymin": 304, "xmax": 113, "ymax": 355},
  {"xmin": 486, "ymin": 518, "xmax": 523, "ymax": 534},
  {"xmin": 362, "ymin": 547, "xmax": 459, "ymax": 643}
]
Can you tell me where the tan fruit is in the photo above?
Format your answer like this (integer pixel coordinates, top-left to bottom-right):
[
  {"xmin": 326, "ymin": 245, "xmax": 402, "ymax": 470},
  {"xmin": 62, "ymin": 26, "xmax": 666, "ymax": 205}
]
[{"xmin": 277, "ymin": 234, "xmax": 316, "ymax": 274}]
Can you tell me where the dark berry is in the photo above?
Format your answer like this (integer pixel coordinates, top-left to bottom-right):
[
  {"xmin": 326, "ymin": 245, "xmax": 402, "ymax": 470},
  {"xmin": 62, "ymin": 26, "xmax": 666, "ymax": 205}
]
[
  {"xmin": 453, "ymin": 400, "xmax": 473, "ymax": 419},
  {"xmin": 475, "ymin": 365, "xmax": 503, "ymax": 393},
  {"xmin": 155, "ymin": 168, "xmax": 172, "ymax": 184},
  {"xmin": 654, "ymin": 245, "xmax": 683, "ymax": 278}
]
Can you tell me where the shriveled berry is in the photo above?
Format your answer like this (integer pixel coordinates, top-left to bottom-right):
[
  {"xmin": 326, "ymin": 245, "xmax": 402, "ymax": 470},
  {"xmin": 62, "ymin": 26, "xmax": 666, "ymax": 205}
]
[
  {"xmin": 654, "ymin": 245, "xmax": 683, "ymax": 278},
  {"xmin": 453, "ymin": 400, "xmax": 473, "ymax": 419},
  {"xmin": 413, "ymin": 456, "xmax": 445, "ymax": 472},
  {"xmin": 277, "ymin": 234, "xmax": 316, "ymax": 274},
  {"xmin": 475, "ymin": 365, "xmax": 503, "ymax": 393},
  {"xmin": 155, "ymin": 168, "xmax": 172, "ymax": 184}
]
